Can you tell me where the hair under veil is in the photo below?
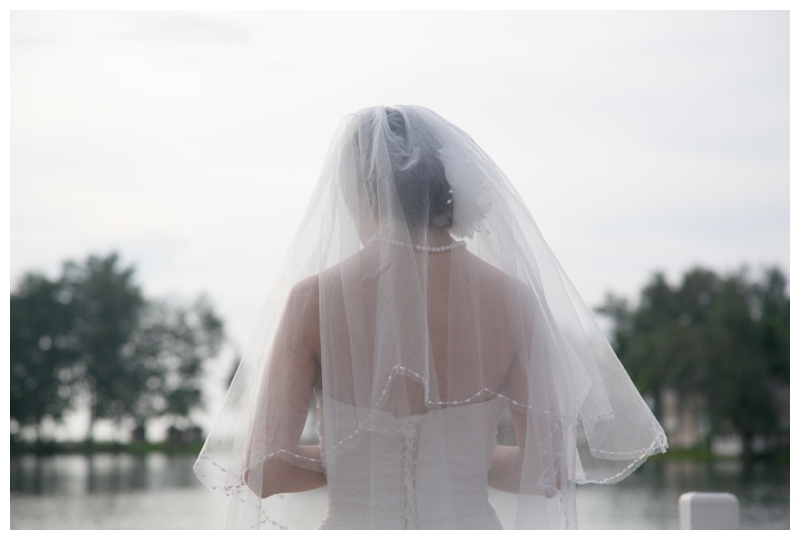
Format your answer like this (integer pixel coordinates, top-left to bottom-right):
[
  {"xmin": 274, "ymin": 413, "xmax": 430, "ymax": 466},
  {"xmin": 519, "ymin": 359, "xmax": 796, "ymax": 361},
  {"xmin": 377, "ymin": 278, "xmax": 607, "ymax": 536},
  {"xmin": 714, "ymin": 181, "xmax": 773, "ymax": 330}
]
[{"xmin": 194, "ymin": 105, "xmax": 667, "ymax": 529}]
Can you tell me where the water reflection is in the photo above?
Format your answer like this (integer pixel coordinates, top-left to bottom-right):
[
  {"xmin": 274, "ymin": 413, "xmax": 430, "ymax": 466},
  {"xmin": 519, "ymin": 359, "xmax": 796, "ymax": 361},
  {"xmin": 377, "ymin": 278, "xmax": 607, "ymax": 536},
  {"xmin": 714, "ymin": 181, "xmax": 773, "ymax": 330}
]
[
  {"xmin": 577, "ymin": 459, "xmax": 790, "ymax": 529},
  {"xmin": 11, "ymin": 453, "xmax": 201, "ymax": 495},
  {"xmin": 10, "ymin": 454, "xmax": 790, "ymax": 529}
]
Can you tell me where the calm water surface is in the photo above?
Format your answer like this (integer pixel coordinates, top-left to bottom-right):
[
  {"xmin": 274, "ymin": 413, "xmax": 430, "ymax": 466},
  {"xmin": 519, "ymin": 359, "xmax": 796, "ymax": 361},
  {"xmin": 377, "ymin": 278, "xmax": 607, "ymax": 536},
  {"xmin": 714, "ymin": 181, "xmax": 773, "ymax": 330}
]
[{"xmin": 10, "ymin": 453, "xmax": 789, "ymax": 529}]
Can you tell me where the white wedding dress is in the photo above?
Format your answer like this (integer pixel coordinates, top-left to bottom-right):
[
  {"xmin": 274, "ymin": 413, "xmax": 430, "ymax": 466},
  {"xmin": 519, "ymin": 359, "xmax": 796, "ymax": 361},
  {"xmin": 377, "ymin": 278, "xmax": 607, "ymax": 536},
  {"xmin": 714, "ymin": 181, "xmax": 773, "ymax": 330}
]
[
  {"xmin": 194, "ymin": 105, "xmax": 668, "ymax": 529},
  {"xmin": 319, "ymin": 396, "xmax": 505, "ymax": 529}
]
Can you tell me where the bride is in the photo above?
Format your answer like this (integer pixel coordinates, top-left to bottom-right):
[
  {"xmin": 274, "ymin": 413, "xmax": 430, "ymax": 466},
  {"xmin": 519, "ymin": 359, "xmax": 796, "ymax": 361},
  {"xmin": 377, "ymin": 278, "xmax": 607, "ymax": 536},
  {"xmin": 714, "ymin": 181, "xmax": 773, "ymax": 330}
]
[{"xmin": 194, "ymin": 105, "xmax": 667, "ymax": 529}]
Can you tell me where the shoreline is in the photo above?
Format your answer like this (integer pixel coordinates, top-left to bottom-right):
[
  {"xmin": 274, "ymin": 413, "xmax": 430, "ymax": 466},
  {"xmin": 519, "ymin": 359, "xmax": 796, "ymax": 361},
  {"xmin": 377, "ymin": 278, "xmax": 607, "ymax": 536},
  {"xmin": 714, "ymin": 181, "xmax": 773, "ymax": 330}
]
[
  {"xmin": 10, "ymin": 439, "xmax": 204, "ymax": 457},
  {"xmin": 11, "ymin": 440, "xmax": 788, "ymax": 463}
]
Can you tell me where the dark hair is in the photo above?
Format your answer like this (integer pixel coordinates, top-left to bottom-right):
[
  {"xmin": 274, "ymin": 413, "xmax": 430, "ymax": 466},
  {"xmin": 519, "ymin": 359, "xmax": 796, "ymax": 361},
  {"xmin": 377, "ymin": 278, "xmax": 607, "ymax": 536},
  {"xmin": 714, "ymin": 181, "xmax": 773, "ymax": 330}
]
[
  {"xmin": 350, "ymin": 107, "xmax": 453, "ymax": 230},
  {"xmin": 384, "ymin": 108, "xmax": 453, "ymax": 230}
]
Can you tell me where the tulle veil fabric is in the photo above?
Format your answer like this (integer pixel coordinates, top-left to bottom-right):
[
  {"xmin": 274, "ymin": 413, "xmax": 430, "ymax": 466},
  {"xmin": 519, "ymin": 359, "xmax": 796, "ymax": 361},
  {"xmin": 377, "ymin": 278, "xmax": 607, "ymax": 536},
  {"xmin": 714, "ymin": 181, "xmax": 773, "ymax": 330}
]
[{"xmin": 194, "ymin": 105, "xmax": 667, "ymax": 529}]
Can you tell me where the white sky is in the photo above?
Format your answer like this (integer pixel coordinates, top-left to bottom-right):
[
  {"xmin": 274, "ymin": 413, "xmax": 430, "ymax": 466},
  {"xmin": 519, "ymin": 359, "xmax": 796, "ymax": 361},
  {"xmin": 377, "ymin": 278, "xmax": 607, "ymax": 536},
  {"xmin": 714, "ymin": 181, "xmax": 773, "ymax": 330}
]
[{"xmin": 9, "ymin": 10, "xmax": 790, "ymax": 437}]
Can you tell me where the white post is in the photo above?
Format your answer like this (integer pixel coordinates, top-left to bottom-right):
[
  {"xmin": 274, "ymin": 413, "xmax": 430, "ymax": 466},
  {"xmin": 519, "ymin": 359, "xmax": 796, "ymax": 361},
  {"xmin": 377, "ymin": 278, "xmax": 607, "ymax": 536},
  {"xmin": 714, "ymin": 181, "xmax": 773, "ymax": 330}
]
[{"xmin": 679, "ymin": 492, "xmax": 740, "ymax": 529}]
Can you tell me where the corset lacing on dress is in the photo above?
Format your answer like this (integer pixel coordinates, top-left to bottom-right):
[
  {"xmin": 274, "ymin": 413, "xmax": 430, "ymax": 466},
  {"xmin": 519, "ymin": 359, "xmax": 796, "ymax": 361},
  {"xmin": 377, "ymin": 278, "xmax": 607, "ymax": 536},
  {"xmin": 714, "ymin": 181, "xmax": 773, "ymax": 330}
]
[{"xmin": 399, "ymin": 417, "xmax": 423, "ymax": 529}]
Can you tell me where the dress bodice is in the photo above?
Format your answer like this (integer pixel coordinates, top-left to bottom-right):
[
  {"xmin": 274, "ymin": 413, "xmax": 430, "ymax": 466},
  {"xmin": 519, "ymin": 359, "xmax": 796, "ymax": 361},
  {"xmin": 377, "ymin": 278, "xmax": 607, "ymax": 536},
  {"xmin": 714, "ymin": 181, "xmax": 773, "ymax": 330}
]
[{"xmin": 320, "ymin": 397, "xmax": 504, "ymax": 529}]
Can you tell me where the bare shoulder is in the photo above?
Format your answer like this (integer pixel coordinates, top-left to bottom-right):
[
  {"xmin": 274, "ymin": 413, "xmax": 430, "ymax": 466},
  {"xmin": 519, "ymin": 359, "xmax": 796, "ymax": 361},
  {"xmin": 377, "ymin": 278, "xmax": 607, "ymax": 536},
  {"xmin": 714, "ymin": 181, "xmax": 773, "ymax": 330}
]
[
  {"xmin": 286, "ymin": 248, "xmax": 363, "ymax": 314},
  {"xmin": 460, "ymin": 250, "xmax": 538, "ymax": 317},
  {"xmin": 288, "ymin": 273, "xmax": 320, "ymax": 303},
  {"xmin": 461, "ymin": 250, "xmax": 520, "ymax": 291},
  {"xmin": 283, "ymin": 274, "xmax": 321, "ymax": 337}
]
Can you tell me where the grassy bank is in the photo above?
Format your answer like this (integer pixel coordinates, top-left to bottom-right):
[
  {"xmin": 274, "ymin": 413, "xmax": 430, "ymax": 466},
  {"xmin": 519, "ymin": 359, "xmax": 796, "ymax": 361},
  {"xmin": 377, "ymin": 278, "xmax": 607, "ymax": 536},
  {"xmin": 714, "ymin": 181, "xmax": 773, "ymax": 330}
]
[{"xmin": 10, "ymin": 438, "xmax": 204, "ymax": 457}]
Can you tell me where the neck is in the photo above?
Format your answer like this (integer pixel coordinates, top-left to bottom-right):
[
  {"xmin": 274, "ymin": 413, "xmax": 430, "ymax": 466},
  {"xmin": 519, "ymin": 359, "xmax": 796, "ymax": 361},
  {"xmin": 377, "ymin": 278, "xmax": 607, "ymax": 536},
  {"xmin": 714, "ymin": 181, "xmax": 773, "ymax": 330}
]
[
  {"xmin": 408, "ymin": 228, "xmax": 454, "ymax": 247},
  {"xmin": 367, "ymin": 229, "xmax": 465, "ymax": 253}
]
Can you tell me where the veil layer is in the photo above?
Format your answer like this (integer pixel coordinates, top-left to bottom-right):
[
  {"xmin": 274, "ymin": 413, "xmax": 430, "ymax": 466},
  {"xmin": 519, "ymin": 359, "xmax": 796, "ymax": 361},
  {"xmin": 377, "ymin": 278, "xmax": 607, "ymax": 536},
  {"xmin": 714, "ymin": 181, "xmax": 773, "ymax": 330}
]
[{"xmin": 194, "ymin": 105, "xmax": 667, "ymax": 529}]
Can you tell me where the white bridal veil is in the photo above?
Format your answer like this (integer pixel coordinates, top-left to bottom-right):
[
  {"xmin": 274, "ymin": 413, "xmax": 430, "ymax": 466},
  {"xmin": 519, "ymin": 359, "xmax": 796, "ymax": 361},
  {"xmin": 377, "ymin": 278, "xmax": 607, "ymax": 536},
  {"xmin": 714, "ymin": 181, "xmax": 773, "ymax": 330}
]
[{"xmin": 194, "ymin": 105, "xmax": 667, "ymax": 529}]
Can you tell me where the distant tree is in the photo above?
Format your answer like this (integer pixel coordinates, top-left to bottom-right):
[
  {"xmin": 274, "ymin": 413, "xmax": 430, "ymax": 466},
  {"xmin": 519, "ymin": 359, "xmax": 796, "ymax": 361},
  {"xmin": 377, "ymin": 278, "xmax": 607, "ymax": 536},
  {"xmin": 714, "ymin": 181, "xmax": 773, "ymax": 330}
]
[
  {"xmin": 146, "ymin": 296, "xmax": 224, "ymax": 429},
  {"xmin": 10, "ymin": 274, "xmax": 80, "ymax": 439},
  {"xmin": 60, "ymin": 254, "xmax": 146, "ymax": 440},
  {"xmin": 598, "ymin": 269, "xmax": 718, "ymax": 417},
  {"xmin": 598, "ymin": 266, "xmax": 789, "ymax": 457},
  {"xmin": 757, "ymin": 268, "xmax": 790, "ymax": 385},
  {"xmin": 104, "ymin": 295, "xmax": 224, "ymax": 435},
  {"xmin": 705, "ymin": 274, "xmax": 777, "ymax": 454},
  {"xmin": 10, "ymin": 252, "xmax": 226, "ymax": 443}
]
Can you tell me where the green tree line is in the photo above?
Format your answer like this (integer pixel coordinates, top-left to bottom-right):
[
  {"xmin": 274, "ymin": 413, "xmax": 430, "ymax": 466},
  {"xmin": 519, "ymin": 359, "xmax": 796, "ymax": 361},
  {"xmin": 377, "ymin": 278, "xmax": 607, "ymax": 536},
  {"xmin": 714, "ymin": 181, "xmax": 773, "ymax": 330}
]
[
  {"xmin": 11, "ymin": 253, "xmax": 225, "ymax": 444},
  {"xmin": 598, "ymin": 266, "xmax": 789, "ymax": 457}
]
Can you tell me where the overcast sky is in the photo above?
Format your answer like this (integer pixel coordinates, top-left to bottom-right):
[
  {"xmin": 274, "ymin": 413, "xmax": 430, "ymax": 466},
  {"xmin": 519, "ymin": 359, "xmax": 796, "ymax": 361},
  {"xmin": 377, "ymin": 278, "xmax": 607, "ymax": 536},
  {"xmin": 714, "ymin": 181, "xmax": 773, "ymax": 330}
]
[{"xmin": 10, "ymin": 10, "xmax": 789, "ymax": 435}]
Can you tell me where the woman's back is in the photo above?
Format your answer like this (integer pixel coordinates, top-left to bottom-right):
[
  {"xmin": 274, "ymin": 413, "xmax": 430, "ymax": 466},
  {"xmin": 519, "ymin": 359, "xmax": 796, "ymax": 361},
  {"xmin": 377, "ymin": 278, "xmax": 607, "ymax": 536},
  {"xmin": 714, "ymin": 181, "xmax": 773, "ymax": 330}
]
[
  {"xmin": 318, "ymin": 241, "xmax": 521, "ymax": 416},
  {"xmin": 313, "ymin": 241, "xmax": 534, "ymax": 528}
]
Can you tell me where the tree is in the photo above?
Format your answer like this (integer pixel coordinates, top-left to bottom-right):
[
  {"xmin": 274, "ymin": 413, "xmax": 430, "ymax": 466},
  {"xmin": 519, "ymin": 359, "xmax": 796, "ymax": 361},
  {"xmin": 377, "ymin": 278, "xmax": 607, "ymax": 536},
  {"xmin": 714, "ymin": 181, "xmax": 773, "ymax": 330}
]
[
  {"xmin": 60, "ymin": 254, "xmax": 147, "ymax": 440},
  {"xmin": 598, "ymin": 266, "xmax": 789, "ymax": 456},
  {"xmin": 704, "ymin": 273, "xmax": 776, "ymax": 455},
  {"xmin": 758, "ymin": 268, "xmax": 790, "ymax": 385},
  {"xmin": 132, "ymin": 296, "xmax": 225, "ymax": 430},
  {"xmin": 10, "ymin": 252, "xmax": 226, "ymax": 443},
  {"xmin": 10, "ymin": 274, "xmax": 80, "ymax": 439}
]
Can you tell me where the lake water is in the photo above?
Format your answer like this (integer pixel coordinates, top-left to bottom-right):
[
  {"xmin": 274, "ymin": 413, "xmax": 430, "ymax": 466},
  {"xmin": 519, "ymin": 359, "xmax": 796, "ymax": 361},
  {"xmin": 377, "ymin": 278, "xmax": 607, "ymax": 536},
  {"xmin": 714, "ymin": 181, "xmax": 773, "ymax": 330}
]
[{"xmin": 10, "ymin": 453, "xmax": 789, "ymax": 529}]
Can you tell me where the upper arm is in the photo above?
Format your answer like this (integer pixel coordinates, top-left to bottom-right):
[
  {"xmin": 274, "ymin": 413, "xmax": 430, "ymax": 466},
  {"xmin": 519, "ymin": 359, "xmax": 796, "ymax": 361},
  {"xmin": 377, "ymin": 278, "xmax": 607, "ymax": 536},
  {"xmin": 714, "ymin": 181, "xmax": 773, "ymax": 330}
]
[
  {"xmin": 502, "ymin": 278, "xmax": 535, "ymax": 446},
  {"xmin": 245, "ymin": 277, "xmax": 323, "ymax": 497},
  {"xmin": 274, "ymin": 277, "xmax": 321, "ymax": 382},
  {"xmin": 248, "ymin": 277, "xmax": 321, "ymax": 463},
  {"xmin": 267, "ymin": 277, "xmax": 321, "ymax": 434}
]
